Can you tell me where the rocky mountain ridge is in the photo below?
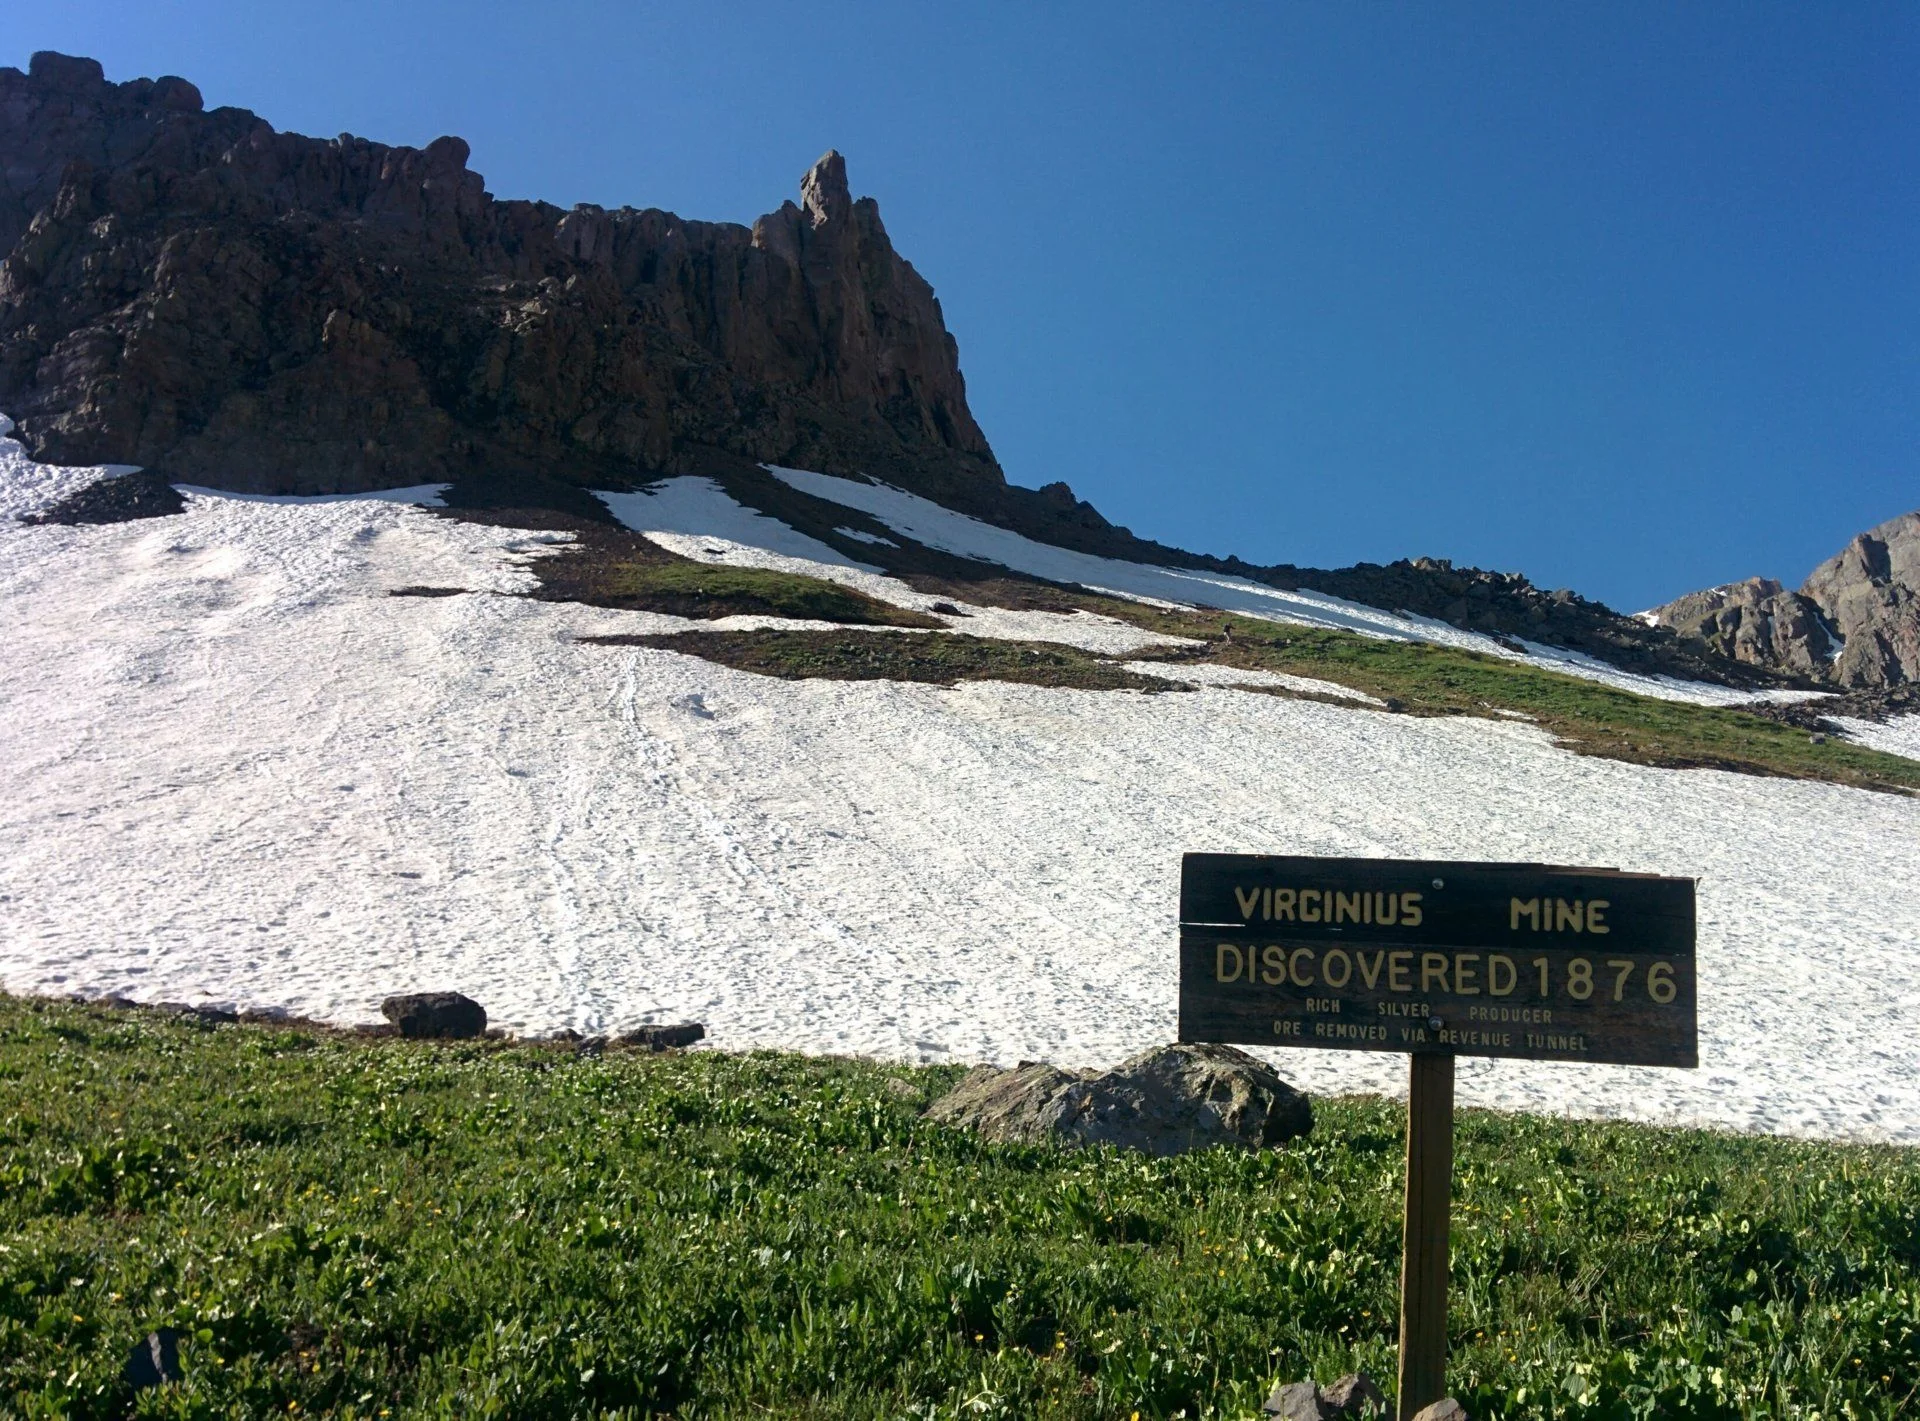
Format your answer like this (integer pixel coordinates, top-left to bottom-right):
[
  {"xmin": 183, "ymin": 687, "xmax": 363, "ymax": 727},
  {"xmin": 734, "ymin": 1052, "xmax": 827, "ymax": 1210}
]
[
  {"xmin": 1649, "ymin": 511, "xmax": 1920, "ymax": 694},
  {"xmin": 1, "ymin": 51, "xmax": 1787, "ymax": 691},
  {"xmin": 0, "ymin": 53, "xmax": 1001, "ymax": 499}
]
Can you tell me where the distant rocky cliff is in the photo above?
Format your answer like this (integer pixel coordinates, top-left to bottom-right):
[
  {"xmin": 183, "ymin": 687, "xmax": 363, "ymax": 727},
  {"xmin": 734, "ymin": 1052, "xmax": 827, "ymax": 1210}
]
[
  {"xmin": 1649, "ymin": 512, "xmax": 1920, "ymax": 692},
  {"xmin": 1, "ymin": 52, "xmax": 1791, "ymax": 692},
  {"xmin": 0, "ymin": 52, "xmax": 999, "ymax": 502}
]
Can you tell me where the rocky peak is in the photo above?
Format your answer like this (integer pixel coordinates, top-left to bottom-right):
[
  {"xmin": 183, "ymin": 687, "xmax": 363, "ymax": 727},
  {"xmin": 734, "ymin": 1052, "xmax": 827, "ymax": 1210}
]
[
  {"xmin": 0, "ymin": 53, "xmax": 1000, "ymax": 498},
  {"xmin": 800, "ymin": 149, "xmax": 852, "ymax": 228},
  {"xmin": 29, "ymin": 46, "xmax": 210, "ymax": 117},
  {"xmin": 1802, "ymin": 512, "xmax": 1920, "ymax": 688},
  {"xmin": 27, "ymin": 51, "xmax": 106, "ymax": 91},
  {"xmin": 1649, "ymin": 511, "xmax": 1920, "ymax": 690},
  {"xmin": 0, "ymin": 56, "xmax": 1846, "ymax": 697},
  {"xmin": 1812, "ymin": 523, "xmax": 1915, "ymax": 597}
]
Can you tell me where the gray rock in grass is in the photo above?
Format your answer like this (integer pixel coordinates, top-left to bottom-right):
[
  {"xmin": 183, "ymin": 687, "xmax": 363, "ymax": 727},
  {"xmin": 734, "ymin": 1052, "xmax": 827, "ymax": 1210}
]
[
  {"xmin": 1322, "ymin": 1373, "xmax": 1388, "ymax": 1416},
  {"xmin": 925, "ymin": 1042, "xmax": 1311, "ymax": 1157},
  {"xmin": 1263, "ymin": 1380, "xmax": 1328, "ymax": 1419},
  {"xmin": 1262, "ymin": 1372, "xmax": 1387, "ymax": 1418}
]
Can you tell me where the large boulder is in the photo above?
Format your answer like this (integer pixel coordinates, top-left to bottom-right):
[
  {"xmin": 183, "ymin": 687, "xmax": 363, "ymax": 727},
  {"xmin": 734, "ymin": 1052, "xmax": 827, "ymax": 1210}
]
[
  {"xmin": 925, "ymin": 1043, "xmax": 1311, "ymax": 1157},
  {"xmin": 380, "ymin": 991, "xmax": 486, "ymax": 1039}
]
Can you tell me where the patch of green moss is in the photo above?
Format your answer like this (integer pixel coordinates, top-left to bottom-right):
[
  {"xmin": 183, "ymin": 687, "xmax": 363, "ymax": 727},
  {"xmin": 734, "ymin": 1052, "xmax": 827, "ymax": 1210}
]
[
  {"xmin": 582, "ymin": 560, "xmax": 941, "ymax": 626},
  {"xmin": 521, "ymin": 522, "xmax": 941, "ymax": 626},
  {"xmin": 602, "ymin": 585, "xmax": 1919, "ymax": 793}
]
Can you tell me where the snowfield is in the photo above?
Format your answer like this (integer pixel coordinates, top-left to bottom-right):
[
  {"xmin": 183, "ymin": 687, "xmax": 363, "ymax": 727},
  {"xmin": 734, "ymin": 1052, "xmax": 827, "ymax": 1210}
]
[
  {"xmin": 1831, "ymin": 714, "xmax": 1920, "ymax": 765},
  {"xmin": 4, "ymin": 435, "xmax": 1920, "ymax": 1145}
]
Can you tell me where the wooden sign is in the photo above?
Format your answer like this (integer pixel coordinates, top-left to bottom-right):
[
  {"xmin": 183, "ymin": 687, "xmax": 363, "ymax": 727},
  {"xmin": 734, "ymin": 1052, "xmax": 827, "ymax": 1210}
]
[
  {"xmin": 1176, "ymin": 852, "xmax": 1700, "ymax": 1419},
  {"xmin": 1178, "ymin": 854, "xmax": 1697, "ymax": 1068}
]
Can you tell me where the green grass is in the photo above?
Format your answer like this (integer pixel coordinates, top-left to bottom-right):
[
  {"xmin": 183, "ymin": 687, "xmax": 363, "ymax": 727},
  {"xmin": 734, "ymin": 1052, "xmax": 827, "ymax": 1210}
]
[
  {"xmin": 522, "ymin": 525, "xmax": 941, "ymax": 628},
  {"xmin": 580, "ymin": 628, "xmax": 1174, "ymax": 692},
  {"xmin": 604, "ymin": 599, "xmax": 1919, "ymax": 794},
  {"xmin": 1091, "ymin": 604, "xmax": 1920, "ymax": 795},
  {"xmin": 578, "ymin": 561, "xmax": 940, "ymax": 627},
  {"xmin": 2, "ymin": 998, "xmax": 1915, "ymax": 1419}
]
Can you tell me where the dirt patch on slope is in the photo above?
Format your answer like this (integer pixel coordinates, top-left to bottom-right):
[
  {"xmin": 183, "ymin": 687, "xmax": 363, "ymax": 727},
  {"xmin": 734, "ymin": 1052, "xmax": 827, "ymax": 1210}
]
[{"xmin": 581, "ymin": 628, "xmax": 1180, "ymax": 692}]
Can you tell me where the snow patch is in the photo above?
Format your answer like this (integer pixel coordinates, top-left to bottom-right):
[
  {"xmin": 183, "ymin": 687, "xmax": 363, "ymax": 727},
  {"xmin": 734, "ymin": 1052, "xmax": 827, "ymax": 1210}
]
[
  {"xmin": 1831, "ymin": 714, "xmax": 1920, "ymax": 765},
  {"xmin": 2, "ymin": 449, "xmax": 1919, "ymax": 1142},
  {"xmin": 598, "ymin": 479, "xmax": 880, "ymax": 572},
  {"xmin": 768, "ymin": 466, "xmax": 1514, "ymax": 649},
  {"xmin": 768, "ymin": 466, "xmax": 1819, "ymax": 710},
  {"xmin": 0, "ymin": 445, "xmax": 141, "ymax": 523},
  {"xmin": 174, "ymin": 484, "xmax": 450, "ymax": 507},
  {"xmin": 597, "ymin": 476, "xmax": 1187, "ymax": 655},
  {"xmin": 835, "ymin": 526, "xmax": 899, "ymax": 547},
  {"xmin": 1509, "ymin": 638, "xmax": 1834, "ymax": 708}
]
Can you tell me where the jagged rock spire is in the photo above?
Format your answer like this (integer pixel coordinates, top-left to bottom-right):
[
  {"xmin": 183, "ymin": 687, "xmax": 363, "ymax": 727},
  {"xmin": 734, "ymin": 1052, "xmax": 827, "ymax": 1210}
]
[
  {"xmin": 0, "ymin": 57, "xmax": 1001, "ymax": 495},
  {"xmin": 800, "ymin": 149, "xmax": 851, "ymax": 228}
]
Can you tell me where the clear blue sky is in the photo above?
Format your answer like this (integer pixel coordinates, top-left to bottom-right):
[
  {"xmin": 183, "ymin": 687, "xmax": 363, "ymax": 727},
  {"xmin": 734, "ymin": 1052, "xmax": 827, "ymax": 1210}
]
[{"xmin": 12, "ymin": 3, "xmax": 1917, "ymax": 610}]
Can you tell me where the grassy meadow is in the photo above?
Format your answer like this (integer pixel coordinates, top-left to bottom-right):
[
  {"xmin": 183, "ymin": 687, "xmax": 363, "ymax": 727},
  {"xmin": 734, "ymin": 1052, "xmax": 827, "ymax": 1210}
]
[
  {"xmin": 1, "ymin": 996, "xmax": 1914, "ymax": 1419},
  {"xmin": 563, "ymin": 557, "xmax": 1920, "ymax": 794},
  {"xmin": 579, "ymin": 627, "xmax": 1170, "ymax": 693},
  {"xmin": 1109, "ymin": 605, "xmax": 1915, "ymax": 792}
]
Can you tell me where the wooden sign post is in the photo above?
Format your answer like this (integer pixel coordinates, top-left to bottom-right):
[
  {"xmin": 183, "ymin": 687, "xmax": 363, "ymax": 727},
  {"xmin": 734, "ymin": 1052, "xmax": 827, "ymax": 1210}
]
[
  {"xmin": 1398, "ymin": 1052, "xmax": 1454, "ymax": 1415},
  {"xmin": 1177, "ymin": 855, "xmax": 1697, "ymax": 1421}
]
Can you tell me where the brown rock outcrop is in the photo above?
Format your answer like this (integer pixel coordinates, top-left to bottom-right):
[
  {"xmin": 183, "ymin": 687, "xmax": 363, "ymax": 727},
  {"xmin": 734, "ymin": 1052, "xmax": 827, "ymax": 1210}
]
[
  {"xmin": 1802, "ymin": 513, "xmax": 1920, "ymax": 689},
  {"xmin": 1644, "ymin": 577, "xmax": 1837, "ymax": 678},
  {"xmin": 1650, "ymin": 511, "xmax": 1920, "ymax": 691},
  {"xmin": 0, "ymin": 52, "xmax": 997, "ymax": 499}
]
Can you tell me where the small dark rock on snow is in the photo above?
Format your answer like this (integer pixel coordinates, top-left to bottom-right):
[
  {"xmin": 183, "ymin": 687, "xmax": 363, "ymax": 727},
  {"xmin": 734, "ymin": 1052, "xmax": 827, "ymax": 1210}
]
[{"xmin": 380, "ymin": 991, "xmax": 487, "ymax": 1039}]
